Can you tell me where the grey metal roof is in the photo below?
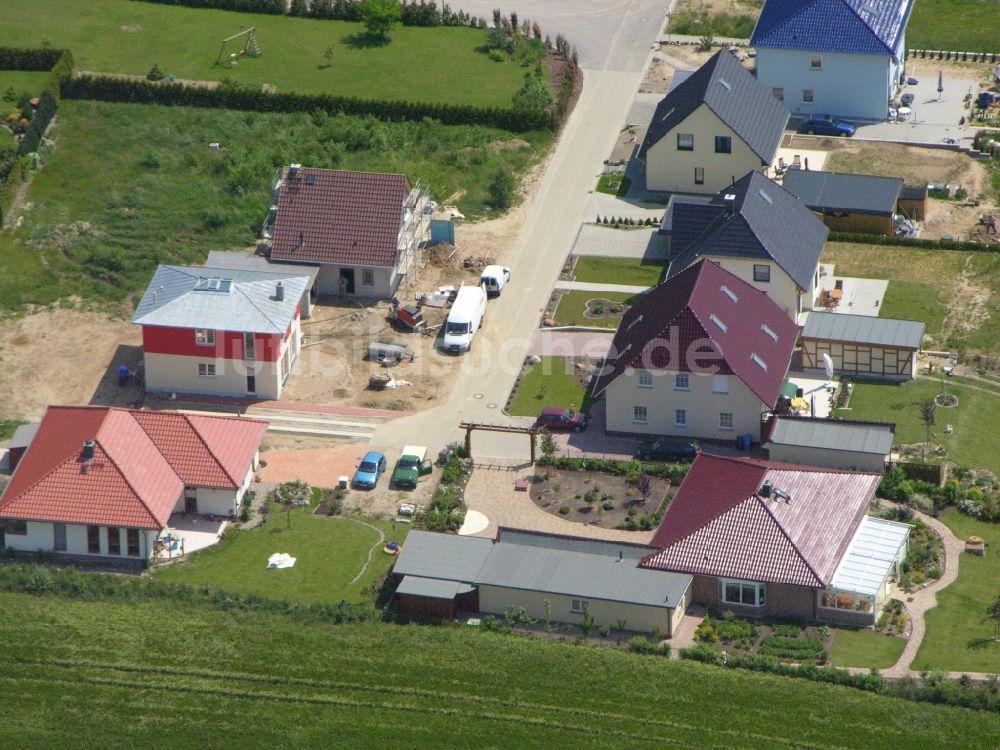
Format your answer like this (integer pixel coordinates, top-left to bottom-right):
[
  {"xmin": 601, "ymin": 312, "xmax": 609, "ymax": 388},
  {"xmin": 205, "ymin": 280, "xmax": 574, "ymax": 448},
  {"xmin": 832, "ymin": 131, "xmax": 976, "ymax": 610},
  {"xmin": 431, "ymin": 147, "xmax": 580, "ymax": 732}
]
[
  {"xmin": 132, "ymin": 265, "xmax": 311, "ymax": 335},
  {"xmin": 205, "ymin": 251, "xmax": 320, "ymax": 284},
  {"xmin": 639, "ymin": 50, "xmax": 789, "ymax": 163},
  {"xmin": 802, "ymin": 311, "xmax": 925, "ymax": 349},
  {"xmin": 783, "ymin": 170, "xmax": 902, "ymax": 217},
  {"xmin": 392, "ymin": 530, "xmax": 493, "ymax": 583},
  {"xmin": 666, "ymin": 171, "xmax": 828, "ymax": 291},
  {"xmin": 9, "ymin": 423, "xmax": 39, "ymax": 449},
  {"xmin": 475, "ymin": 529, "xmax": 691, "ymax": 609},
  {"xmin": 767, "ymin": 417, "xmax": 894, "ymax": 455},
  {"xmin": 395, "ymin": 575, "xmax": 474, "ymax": 600}
]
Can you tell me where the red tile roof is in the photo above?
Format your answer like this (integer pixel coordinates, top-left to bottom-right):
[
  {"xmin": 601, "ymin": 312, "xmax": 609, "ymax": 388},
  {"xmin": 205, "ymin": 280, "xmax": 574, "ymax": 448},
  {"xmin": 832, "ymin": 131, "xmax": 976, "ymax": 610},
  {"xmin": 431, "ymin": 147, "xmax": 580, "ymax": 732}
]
[
  {"xmin": 642, "ymin": 453, "xmax": 880, "ymax": 587},
  {"xmin": 0, "ymin": 407, "xmax": 266, "ymax": 530},
  {"xmin": 269, "ymin": 168, "xmax": 411, "ymax": 268},
  {"xmin": 591, "ymin": 259, "xmax": 798, "ymax": 406}
]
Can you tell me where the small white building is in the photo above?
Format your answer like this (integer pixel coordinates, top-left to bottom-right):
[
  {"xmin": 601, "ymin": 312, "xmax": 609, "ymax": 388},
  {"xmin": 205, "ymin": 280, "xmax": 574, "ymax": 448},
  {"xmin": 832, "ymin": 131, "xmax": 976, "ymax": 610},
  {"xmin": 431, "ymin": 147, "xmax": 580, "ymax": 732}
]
[{"xmin": 764, "ymin": 415, "xmax": 894, "ymax": 472}]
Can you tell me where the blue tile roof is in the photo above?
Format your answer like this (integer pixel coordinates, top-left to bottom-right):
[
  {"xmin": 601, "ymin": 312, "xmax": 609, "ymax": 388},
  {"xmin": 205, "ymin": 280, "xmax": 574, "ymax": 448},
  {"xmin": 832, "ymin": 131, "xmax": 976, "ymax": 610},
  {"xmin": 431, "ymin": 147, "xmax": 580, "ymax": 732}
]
[
  {"xmin": 640, "ymin": 50, "xmax": 789, "ymax": 163},
  {"xmin": 751, "ymin": 0, "xmax": 914, "ymax": 56}
]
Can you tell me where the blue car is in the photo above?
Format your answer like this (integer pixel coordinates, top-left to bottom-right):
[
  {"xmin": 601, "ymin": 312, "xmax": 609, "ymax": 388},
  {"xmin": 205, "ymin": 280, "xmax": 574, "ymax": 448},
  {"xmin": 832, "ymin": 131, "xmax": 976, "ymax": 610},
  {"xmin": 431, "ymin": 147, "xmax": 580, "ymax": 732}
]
[
  {"xmin": 352, "ymin": 451, "xmax": 387, "ymax": 489},
  {"xmin": 799, "ymin": 114, "xmax": 856, "ymax": 137}
]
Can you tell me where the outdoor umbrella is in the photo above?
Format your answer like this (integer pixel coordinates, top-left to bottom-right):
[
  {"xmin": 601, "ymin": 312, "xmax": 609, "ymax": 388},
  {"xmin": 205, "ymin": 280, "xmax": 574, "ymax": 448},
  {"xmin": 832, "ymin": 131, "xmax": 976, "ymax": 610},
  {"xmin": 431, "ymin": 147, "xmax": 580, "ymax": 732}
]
[{"xmin": 938, "ymin": 70, "xmax": 944, "ymax": 99}]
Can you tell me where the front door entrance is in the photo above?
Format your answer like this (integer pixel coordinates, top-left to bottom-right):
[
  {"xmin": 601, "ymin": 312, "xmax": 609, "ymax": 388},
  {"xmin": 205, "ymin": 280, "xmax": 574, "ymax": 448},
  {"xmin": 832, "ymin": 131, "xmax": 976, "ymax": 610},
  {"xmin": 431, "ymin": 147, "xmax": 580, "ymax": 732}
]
[
  {"xmin": 53, "ymin": 523, "xmax": 67, "ymax": 551},
  {"xmin": 339, "ymin": 268, "xmax": 355, "ymax": 295},
  {"xmin": 246, "ymin": 368, "xmax": 256, "ymax": 394},
  {"xmin": 185, "ymin": 487, "xmax": 198, "ymax": 514}
]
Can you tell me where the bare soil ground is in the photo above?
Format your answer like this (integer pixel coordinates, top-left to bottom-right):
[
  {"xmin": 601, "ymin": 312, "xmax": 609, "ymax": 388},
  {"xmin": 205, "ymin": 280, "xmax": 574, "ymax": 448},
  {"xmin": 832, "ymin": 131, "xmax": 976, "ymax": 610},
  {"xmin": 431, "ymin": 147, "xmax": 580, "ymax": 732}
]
[
  {"xmin": 528, "ymin": 468, "xmax": 672, "ymax": 530},
  {"xmin": 672, "ymin": 0, "xmax": 760, "ymax": 17},
  {"xmin": 0, "ymin": 306, "xmax": 142, "ymax": 421}
]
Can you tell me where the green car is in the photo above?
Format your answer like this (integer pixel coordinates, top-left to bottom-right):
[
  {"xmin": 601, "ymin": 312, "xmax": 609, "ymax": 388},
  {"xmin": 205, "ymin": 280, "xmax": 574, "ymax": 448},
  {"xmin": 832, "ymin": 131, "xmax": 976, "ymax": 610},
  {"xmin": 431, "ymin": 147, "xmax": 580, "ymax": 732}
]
[{"xmin": 391, "ymin": 445, "xmax": 433, "ymax": 489}]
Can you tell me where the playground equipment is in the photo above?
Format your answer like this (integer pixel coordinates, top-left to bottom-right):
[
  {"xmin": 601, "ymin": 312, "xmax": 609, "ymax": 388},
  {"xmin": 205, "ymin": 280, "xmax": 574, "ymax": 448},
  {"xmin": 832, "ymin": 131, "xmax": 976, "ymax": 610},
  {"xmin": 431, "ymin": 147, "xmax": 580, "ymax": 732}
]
[{"xmin": 215, "ymin": 27, "xmax": 262, "ymax": 68}]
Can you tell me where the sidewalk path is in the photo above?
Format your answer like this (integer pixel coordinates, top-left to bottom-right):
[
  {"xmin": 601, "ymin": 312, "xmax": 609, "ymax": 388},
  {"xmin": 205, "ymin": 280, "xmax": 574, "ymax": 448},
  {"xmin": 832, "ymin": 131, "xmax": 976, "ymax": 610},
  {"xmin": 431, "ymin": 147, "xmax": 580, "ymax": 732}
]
[
  {"xmin": 554, "ymin": 280, "xmax": 650, "ymax": 294},
  {"xmin": 528, "ymin": 330, "xmax": 614, "ymax": 358}
]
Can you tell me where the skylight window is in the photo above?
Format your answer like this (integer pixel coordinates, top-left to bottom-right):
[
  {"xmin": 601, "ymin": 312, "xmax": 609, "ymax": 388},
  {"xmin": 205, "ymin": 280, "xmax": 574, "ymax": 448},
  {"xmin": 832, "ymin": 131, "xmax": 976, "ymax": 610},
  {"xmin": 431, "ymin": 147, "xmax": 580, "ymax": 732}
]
[
  {"xmin": 761, "ymin": 323, "xmax": 778, "ymax": 342},
  {"xmin": 751, "ymin": 353, "xmax": 768, "ymax": 371},
  {"xmin": 721, "ymin": 285, "xmax": 738, "ymax": 303},
  {"xmin": 718, "ymin": 77, "xmax": 731, "ymax": 91},
  {"xmin": 194, "ymin": 277, "xmax": 232, "ymax": 293},
  {"xmin": 758, "ymin": 189, "xmax": 773, "ymax": 205},
  {"xmin": 710, "ymin": 314, "xmax": 728, "ymax": 333}
]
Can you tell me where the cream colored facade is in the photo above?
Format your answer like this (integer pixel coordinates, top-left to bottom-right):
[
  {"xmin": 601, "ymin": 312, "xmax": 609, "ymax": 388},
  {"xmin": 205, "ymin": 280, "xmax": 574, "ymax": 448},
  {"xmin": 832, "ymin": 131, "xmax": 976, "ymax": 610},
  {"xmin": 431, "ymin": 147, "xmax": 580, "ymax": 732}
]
[
  {"xmin": 645, "ymin": 104, "xmax": 766, "ymax": 194},
  {"xmin": 171, "ymin": 457, "xmax": 257, "ymax": 517},
  {"xmin": 766, "ymin": 443, "xmax": 887, "ymax": 473},
  {"xmin": 707, "ymin": 256, "xmax": 819, "ymax": 320},
  {"xmin": 145, "ymin": 320, "xmax": 301, "ymax": 400},
  {"xmin": 477, "ymin": 584, "xmax": 688, "ymax": 636},
  {"xmin": 4, "ymin": 520, "xmax": 160, "ymax": 561},
  {"xmin": 606, "ymin": 369, "xmax": 766, "ymax": 441}
]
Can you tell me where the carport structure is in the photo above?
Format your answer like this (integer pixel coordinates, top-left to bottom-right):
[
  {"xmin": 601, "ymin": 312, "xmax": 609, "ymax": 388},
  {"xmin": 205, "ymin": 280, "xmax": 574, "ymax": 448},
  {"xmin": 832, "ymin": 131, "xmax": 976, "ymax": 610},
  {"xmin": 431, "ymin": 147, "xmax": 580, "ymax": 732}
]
[{"xmin": 460, "ymin": 421, "xmax": 539, "ymax": 463}]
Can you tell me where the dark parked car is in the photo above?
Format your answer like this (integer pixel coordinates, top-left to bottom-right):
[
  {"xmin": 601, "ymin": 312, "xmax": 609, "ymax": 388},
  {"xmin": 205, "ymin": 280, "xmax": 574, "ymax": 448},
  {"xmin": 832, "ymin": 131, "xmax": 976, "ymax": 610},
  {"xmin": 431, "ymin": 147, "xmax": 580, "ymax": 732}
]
[
  {"xmin": 799, "ymin": 114, "xmax": 856, "ymax": 137},
  {"xmin": 536, "ymin": 407, "xmax": 588, "ymax": 432},
  {"xmin": 634, "ymin": 437, "xmax": 699, "ymax": 462}
]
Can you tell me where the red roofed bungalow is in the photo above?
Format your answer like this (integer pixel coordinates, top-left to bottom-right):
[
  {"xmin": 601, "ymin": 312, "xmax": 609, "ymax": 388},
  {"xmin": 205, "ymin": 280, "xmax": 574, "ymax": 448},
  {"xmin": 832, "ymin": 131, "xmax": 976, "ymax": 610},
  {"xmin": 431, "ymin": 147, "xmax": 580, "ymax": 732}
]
[
  {"xmin": 0, "ymin": 406, "xmax": 267, "ymax": 565},
  {"xmin": 263, "ymin": 166, "xmax": 431, "ymax": 299},
  {"xmin": 592, "ymin": 258, "xmax": 798, "ymax": 443},
  {"xmin": 641, "ymin": 453, "xmax": 911, "ymax": 625}
]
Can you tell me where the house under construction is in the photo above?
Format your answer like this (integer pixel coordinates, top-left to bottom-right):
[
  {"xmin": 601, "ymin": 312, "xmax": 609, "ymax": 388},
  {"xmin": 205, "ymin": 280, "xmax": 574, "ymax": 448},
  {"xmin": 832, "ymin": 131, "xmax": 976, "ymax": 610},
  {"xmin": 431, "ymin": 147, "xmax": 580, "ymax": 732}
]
[{"xmin": 262, "ymin": 165, "xmax": 431, "ymax": 299}]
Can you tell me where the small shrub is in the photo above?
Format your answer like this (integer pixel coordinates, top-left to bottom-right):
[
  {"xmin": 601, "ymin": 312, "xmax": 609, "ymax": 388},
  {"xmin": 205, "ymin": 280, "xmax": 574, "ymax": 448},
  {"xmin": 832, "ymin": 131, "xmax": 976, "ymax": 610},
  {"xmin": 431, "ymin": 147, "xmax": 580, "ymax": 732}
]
[
  {"xmin": 146, "ymin": 63, "xmax": 165, "ymax": 82},
  {"xmin": 558, "ymin": 504, "xmax": 570, "ymax": 515},
  {"xmin": 628, "ymin": 636, "xmax": 671, "ymax": 657}
]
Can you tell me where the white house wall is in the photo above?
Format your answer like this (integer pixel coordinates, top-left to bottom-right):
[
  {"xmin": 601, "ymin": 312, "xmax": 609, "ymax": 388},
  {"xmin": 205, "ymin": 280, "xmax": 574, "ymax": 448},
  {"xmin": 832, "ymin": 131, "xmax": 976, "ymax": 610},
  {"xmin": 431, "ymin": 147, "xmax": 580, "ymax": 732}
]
[
  {"xmin": 645, "ymin": 104, "xmax": 766, "ymax": 194},
  {"xmin": 755, "ymin": 48, "xmax": 893, "ymax": 121},
  {"xmin": 605, "ymin": 369, "xmax": 766, "ymax": 441},
  {"xmin": 316, "ymin": 264, "xmax": 396, "ymax": 299},
  {"xmin": 4, "ymin": 520, "xmax": 158, "ymax": 561},
  {"xmin": 766, "ymin": 443, "xmax": 887, "ymax": 473},
  {"xmin": 144, "ymin": 353, "xmax": 283, "ymax": 400}
]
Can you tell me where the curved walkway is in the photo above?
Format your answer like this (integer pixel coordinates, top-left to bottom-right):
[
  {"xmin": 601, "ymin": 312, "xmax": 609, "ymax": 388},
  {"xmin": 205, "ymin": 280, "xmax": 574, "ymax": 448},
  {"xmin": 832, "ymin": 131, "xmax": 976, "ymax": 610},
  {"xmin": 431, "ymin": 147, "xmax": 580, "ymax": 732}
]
[{"xmin": 329, "ymin": 516, "xmax": 387, "ymax": 586}]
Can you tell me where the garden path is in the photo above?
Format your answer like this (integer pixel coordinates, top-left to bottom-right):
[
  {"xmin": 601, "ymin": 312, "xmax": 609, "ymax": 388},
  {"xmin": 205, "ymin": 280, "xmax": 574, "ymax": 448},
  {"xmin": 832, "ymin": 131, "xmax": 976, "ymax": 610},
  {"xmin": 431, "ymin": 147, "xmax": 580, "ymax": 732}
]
[
  {"xmin": 553, "ymin": 280, "xmax": 651, "ymax": 293},
  {"xmin": 336, "ymin": 517, "xmax": 387, "ymax": 586}
]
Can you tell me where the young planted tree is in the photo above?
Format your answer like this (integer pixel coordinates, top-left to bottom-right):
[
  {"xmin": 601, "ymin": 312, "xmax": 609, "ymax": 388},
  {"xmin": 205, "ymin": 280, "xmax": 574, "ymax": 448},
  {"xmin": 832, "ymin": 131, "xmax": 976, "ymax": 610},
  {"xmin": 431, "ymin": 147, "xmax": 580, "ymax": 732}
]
[
  {"xmin": 986, "ymin": 592, "xmax": 1000, "ymax": 641},
  {"xmin": 919, "ymin": 398, "xmax": 936, "ymax": 460},
  {"xmin": 539, "ymin": 427, "xmax": 557, "ymax": 458},
  {"xmin": 578, "ymin": 602, "xmax": 596, "ymax": 638},
  {"xmin": 511, "ymin": 70, "xmax": 554, "ymax": 113},
  {"xmin": 636, "ymin": 473, "xmax": 652, "ymax": 506},
  {"xmin": 360, "ymin": 0, "xmax": 402, "ymax": 41},
  {"xmin": 323, "ymin": 43, "xmax": 336, "ymax": 68}
]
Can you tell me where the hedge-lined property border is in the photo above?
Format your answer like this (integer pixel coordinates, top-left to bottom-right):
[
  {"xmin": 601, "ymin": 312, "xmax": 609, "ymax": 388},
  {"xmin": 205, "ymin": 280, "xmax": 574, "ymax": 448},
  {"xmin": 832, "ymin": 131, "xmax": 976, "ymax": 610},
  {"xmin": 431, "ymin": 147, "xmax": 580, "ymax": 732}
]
[{"xmin": 828, "ymin": 231, "xmax": 1000, "ymax": 253}]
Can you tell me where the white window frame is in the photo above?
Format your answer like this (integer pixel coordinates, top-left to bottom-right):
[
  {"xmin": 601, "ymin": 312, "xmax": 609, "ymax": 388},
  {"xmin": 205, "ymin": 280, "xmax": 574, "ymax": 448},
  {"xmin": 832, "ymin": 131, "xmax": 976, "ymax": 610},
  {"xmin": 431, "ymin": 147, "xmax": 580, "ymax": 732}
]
[
  {"xmin": 362, "ymin": 269, "xmax": 375, "ymax": 287},
  {"xmin": 633, "ymin": 406, "xmax": 648, "ymax": 425},
  {"xmin": 676, "ymin": 133, "xmax": 694, "ymax": 151},
  {"xmin": 674, "ymin": 372, "xmax": 690, "ymax": 391},
  {"xmin": 810, "ymin": 54, "xmax": 822, "ymax": 70},
  {"xmin": 712, "ymin": 375, "xmax": 729, "ymax": 394},
  {"xmin": 674, "ymin": 409, "xmax": 687, "ymax": 427},
  {"xmin": 694, "ymin": 167, "xmax": 705, "ymax": 185},
  {"xmin": 802, "ymin": 89, "xmax": 814, "ymax": 104},
  {"xmin": 719, "ymin": 412, "xmax": 734, "ymax": 430},
  {"xmin": 720, "ymin": 578, "xmax": 766, "ymax": 608},
  {"xmin": 195, "ymin": 328, "xmax": 214, "ymax": 346},
  {"xmin": 637, "ymin": 370, "xmax": 653, "ymax": 388},
  {"xmin": 570, "ymin": 599, "xmax": 588, "ymax": 613},
  {"xmin": 197, "ymin": 363, "xmax": 217, "ymax": 378}
]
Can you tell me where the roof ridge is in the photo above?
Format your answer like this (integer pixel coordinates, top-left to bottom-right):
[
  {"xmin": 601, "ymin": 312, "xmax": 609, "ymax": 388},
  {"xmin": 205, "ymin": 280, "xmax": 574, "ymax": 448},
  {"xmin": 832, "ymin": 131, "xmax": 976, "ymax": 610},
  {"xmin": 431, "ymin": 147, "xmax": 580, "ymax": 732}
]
[
  {"xmin": 234, "ymin": 281, "xmax": 284, "ymax": 334},
  {"xmin": 753, "ymin": 494, "xmax": 825, "ymax": 586},
  {"xmin": 841, "ymin": 0, "xmax": 894, "ymax": 55},
  {"xmin": 96, "ymin": 413, "xmax": 164, "ymax": 528},
  {"xmin": 183, "ymin": 414, "xmax": 242, "ymax": 486}
]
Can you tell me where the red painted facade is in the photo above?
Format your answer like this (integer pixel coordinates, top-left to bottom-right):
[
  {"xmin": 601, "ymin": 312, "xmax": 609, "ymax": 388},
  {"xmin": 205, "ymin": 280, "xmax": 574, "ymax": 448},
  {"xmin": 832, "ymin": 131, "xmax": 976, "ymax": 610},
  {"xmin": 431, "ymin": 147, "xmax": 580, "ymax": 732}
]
[{"xmin": 142, "ymin": 326, "xmax": 284, "ymax": 363}]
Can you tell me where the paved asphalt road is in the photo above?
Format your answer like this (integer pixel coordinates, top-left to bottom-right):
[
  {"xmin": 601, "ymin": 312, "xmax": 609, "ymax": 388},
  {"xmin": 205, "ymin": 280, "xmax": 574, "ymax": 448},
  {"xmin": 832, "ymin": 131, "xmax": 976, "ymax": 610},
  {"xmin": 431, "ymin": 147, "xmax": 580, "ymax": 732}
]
[{"xmin": 368, "ymin": 2, "xmax": 669, "ymax": 459}]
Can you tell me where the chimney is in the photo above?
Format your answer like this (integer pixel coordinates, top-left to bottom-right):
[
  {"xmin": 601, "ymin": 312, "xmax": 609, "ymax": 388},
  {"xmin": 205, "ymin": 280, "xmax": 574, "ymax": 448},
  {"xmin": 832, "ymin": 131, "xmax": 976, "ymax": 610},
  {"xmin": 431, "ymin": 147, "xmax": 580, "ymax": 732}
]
[
  {"xmin": 723, "ymin": 193, "xmax": 736, "ymax": 214},
  {"xmin": 759, "ymin": 479, "xmax": 772, "ymax": 498},
  {"xmin": 82, "ymin": 440, "xmax": 95, "ymax": 461},
  {"xmin": 288, "ymin": 163, "xmax": 300, "ymax": 178},
  {"xmin": 275, "ymin": 281, "xmax": 285, "ymax": 301}
]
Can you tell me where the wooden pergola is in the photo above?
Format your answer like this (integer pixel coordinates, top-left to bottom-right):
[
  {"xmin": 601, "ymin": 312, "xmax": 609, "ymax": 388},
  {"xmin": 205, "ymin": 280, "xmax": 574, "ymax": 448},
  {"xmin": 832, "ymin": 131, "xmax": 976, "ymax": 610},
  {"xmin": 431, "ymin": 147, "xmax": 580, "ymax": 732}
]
[{"xmin": 459, "ymin": 421, "xmax": 540, "ymax": 463}]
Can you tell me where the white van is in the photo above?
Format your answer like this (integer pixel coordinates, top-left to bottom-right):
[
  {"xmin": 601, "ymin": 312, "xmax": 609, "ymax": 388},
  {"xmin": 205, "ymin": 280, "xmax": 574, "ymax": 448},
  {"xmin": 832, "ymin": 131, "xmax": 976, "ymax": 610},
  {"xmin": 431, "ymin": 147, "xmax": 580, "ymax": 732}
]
[
  {"xmin": 442, "ymin": 284, "xmax": 487, "ymax": 353},
  {"xmin": 480, "ymin": 265, "xmax": 511, "ymax": 297}
]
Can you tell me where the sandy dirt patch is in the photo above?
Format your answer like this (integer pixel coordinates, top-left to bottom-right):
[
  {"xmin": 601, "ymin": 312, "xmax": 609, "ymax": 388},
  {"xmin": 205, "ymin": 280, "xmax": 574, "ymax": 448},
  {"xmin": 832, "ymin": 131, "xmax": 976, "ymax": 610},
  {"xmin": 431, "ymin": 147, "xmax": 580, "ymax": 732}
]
[
  {"xmin": 0, "ymin": 308, "xmax": 142, "ymax": 421},
  {"xmin": 941, "ymin": 256, "xmax": 992, "ymax": 342}
]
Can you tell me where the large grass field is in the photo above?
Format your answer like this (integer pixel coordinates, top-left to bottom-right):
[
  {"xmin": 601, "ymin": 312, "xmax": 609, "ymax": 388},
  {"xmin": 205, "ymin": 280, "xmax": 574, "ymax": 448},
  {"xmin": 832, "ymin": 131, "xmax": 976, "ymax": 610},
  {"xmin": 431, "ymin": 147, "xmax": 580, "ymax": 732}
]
[
  {"xmin": 0, "ymin": 591, "xmax": 996, "ymax": 748},
  {"xmin": 913, "ymin": 512, "xmax": 1000, "ymax": 673},
  {"xmin": 508, "ymin": 356, "xmax": 591, "ymax": 417},
  {"xmin": 821, "ymin": 242, "xmax": 1000, "ymax": 352},
  {"xmin": 829, "ymin": 629, "xmax": 907, "ymax": 670},
  {"xmin": 154, "ymin": 508, "xmax": 407, "ymax": 605},
  {"xmin": 0, "ymin": 0, "xmax": 523, "ymax": 107},
  {"xmin": 908, "ymin": 0, "xmax": 1000, "ymax": 52},
  {"xmin": 572, "ymin": 256, "xmax": 664, "ymax": 287},
  {"xmin": 0, "ymin": 100, "xmax": 549, "ymax": 310},
  {"xmin": 837, "ymin": 377, "xmax": 1000, "ymax": 474}
]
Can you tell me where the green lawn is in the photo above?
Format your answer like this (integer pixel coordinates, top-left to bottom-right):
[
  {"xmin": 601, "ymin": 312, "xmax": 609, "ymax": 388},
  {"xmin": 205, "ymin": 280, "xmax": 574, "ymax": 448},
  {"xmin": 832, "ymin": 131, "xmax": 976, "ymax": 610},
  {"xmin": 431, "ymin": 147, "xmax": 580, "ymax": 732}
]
[
  {"xmin": 154, "ymin": 509, "xmax": 407, "ymax": 605},
  {"xmin": 554, "ymin": 290, "xmax": 640, "ymax": 328},
  {"xmin": 837, "ymin": 378, "xmax": 1000, "ymax": 475},
  {"xmin": 913, "ymin": 513, "xmax": 1000, "ymax": 673},
  {"xmin": 508, "ymin": 356, "xmax": 591, "ymax": 417},
  {"xmin": 821, "ymin": 242, "xmax": 1000, "ymax": 352},
  {"xmin": 908, "ymin": 0, "xmax": 1000, "ymax": 52},
  {"xmin": 829, "ymin": 629, "xmax": 907, "ymax": 670},
  {"xmin": 0, "ymin": 0, "xmax": 523, "ymax": 107},
  {"xmin": 0, "ymin": 592, "xmax": 996, "ymax": 748},
  {"xmin": 0, "ymin": 100, "xmax": 549, "ymax": 310},
  {"xmin": 0, "ymin": 71, "xmax": 52, "ymax": 101},
  {"xmin": 595, "ymin": 174, "xmax": 631, "ymax": 197},
  {"xmin": 572, "ymin": 256, "xmax": 663, "ymax": 287}
]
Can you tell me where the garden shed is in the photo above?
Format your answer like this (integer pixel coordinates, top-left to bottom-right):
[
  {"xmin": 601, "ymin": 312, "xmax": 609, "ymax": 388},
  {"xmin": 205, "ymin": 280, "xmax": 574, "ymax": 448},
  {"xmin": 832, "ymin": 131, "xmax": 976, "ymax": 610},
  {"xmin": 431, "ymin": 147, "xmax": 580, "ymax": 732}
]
[
  {"xmin": 800, "ymin": 312, "xmax": 925, "ymax": 380},
  {"xmin": 782, "ymin": 170, "xmax": 902, "ymax": 235},
  {"xmin": 763, "ymin": 416, "xmax": 894, "ymax": 472},
  {"xmin": 392, "ymin": 531, "xmax": 492, "ymax": 620}
]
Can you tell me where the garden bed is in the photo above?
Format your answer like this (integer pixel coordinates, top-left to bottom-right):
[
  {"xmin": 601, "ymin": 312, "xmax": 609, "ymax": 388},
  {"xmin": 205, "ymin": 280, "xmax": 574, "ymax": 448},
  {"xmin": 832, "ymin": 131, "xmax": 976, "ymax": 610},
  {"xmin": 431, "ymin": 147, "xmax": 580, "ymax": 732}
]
[
  {"xmin": 528, "ymin": 466, "xmax": 672, "ymax": 530},
  {"xmin": 694, "ymin": 610, "xmax": 835, "ymax": 665}
]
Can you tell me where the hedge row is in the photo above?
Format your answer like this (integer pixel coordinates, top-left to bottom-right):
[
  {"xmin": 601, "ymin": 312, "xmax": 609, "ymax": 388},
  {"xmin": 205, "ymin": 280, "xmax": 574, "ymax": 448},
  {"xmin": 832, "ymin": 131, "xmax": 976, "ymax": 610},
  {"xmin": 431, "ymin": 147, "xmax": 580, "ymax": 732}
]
[
  {"xmin": 46, "ymin": 49, "xmax": 74, "ymax": 98},
  {"xmin": 0, "ymin": 562, "xmax": 378, "ymax": 624},
  {"xmin": 60, "ymin": 74, "xmax": 554, "ymax": 131},
  {"xmin": 0, "ymin": 156, "xmax": 30, "ymax": 226},
  {"xmin": 0, "ymin": 47, "xmax": 64, "ymax": 71},
  {"xmin": 134, "ymin": 0, "xmax": 480, "ymax": 26},
  {"xmin": 829, "ymin": 231, "xmax": 1000, "ymax": 253},
  {"xmin": 536, "ymin": 455, "xmax": 689, "ymax": 484},
  {"xmin": 16, "ymin": 90, "xmax": 57, "ymax": 156},
  {"xmin": 135, "ymin": 0, "xmax": 285, "ymax": 12}
]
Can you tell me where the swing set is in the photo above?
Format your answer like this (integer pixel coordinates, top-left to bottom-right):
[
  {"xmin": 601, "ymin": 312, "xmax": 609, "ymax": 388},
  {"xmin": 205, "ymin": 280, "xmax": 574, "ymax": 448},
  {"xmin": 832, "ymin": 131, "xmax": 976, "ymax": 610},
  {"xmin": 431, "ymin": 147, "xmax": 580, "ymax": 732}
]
[{"xmin": 215, "ymin": 27, "xmax": 263, "ymax": 68}]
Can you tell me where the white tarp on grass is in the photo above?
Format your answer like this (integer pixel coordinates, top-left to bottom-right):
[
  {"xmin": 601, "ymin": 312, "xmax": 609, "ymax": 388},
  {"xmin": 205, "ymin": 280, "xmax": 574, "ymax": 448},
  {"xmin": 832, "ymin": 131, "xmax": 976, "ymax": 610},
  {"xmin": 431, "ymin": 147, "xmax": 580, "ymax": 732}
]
[{"xmin": 267, "ymin": 552, "xmax": 297, "ymax": 569}]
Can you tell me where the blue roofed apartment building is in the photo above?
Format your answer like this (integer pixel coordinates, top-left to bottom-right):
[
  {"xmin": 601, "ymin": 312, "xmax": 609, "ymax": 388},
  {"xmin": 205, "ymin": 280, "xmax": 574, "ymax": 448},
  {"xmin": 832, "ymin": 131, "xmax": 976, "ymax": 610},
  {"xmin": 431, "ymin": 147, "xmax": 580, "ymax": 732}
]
[{"xmin": 751, "ymin": 0, "xmax": 914, "ymax": 121}]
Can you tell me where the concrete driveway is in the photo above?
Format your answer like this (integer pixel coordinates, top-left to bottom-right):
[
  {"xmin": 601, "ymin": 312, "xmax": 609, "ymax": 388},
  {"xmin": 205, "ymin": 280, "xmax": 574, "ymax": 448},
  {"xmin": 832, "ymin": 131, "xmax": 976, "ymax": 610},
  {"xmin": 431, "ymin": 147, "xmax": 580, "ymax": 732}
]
[{"xmin": 368, "ymin": 3, "xmax": 671, "ymax": 461}]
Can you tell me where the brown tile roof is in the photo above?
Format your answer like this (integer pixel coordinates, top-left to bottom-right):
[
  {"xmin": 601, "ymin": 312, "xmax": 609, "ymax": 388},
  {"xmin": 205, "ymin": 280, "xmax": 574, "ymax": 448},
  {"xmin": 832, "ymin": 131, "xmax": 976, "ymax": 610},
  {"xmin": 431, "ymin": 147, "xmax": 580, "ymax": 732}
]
[
  {"xmin": 269, "ymin": 168, "xmax": 410, "ymax": 268},
  {"xmin": 641, "ymin": 453, "xmax": 880, "ymax": 587},
  {"xmin": 591, "ymin": 259, "xmax": 799, "ymax": 406}
]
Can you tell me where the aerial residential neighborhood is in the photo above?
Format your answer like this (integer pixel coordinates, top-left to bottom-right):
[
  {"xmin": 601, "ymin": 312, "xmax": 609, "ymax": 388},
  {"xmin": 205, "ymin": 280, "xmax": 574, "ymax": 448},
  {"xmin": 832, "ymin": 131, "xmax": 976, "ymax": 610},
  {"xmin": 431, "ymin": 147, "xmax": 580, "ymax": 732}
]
[{"xmin": 0, "ymin": 0, "xmax": 999, "ymax": 746}]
